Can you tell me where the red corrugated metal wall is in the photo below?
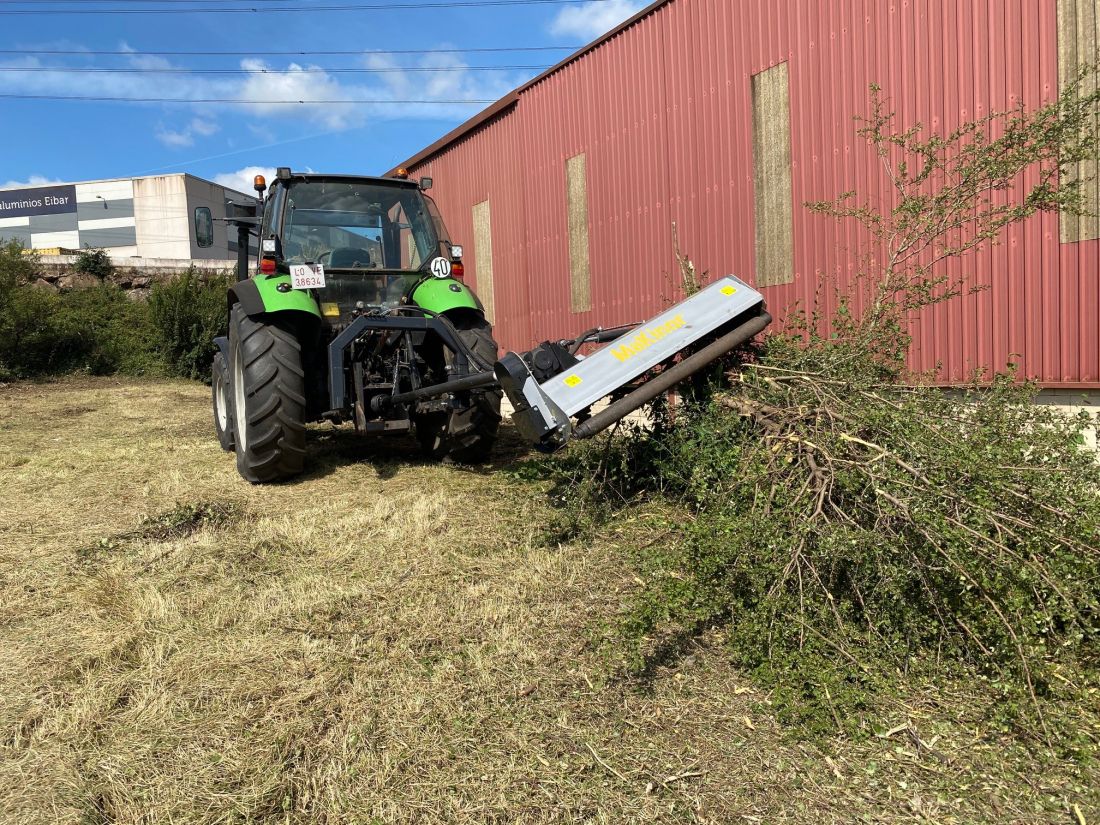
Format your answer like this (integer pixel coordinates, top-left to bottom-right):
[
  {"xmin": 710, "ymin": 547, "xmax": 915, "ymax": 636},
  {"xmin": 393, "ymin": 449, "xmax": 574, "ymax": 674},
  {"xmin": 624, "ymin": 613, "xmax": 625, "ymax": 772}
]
[{"xmin": 408, "ymin": 0, "xmax": 1100, "ymax": 387}]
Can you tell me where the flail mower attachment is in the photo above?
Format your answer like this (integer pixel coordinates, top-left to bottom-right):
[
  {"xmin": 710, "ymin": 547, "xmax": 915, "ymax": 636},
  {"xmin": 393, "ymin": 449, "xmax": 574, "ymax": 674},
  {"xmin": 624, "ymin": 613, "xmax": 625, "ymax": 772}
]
[{"xmin": 495, "ymin": 275, "xmax": 771, "ymax": 452}]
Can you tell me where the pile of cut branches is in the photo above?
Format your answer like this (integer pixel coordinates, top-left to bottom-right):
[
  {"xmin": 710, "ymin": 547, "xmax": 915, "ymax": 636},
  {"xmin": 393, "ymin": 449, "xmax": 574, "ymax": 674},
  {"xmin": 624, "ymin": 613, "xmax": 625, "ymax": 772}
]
[
  {"xmin": 594, "ymin": 332, "xmax": 1100, "ymax": 743},
  {"xmin": 547, "ymin": 71, "xmax": 1100, "ymax": 746}
]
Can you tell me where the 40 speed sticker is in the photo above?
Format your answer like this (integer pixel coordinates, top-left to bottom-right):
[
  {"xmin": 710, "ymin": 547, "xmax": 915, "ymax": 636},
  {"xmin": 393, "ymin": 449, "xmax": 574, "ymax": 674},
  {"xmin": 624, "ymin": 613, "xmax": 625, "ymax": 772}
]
[
  {"xmin": 290, "ymin": 263, "xmax": 326, "ymax": 290},
  {"xmin": 429, "ymin": 256, "xmax": 452, "ymax": 278}
]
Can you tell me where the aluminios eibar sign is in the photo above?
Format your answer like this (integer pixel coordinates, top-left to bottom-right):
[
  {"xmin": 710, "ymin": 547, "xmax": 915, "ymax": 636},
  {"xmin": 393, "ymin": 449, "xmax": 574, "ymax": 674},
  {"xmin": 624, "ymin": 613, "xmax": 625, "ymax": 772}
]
[{"xmin": 0, "ymin": 185, "xmax": 77, "ymax": 219}]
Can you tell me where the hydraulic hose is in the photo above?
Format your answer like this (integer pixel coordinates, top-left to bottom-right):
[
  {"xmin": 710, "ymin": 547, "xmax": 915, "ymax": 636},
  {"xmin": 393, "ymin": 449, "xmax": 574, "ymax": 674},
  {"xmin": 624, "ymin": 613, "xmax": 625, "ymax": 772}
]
[
  {"xmin": 566, "ymin": 322, "xmax": 639, "ymax": 355},
  {"xmin": 386, "ymin": 370, "xmax": 498, "ymax": 407}
]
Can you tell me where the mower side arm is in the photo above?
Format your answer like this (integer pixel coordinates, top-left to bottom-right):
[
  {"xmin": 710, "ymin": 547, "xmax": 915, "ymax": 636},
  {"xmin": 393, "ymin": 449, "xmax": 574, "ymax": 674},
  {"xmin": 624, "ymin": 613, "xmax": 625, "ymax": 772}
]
[{"xmin": 496, "ymin": 275, "xmax": 770, "ymax": 451}]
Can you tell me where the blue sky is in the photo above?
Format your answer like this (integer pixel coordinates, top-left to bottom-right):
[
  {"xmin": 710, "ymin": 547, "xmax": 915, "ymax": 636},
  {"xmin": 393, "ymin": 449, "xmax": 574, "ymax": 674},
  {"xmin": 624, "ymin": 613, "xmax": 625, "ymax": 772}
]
[{"xmin": 0, "ymin": 0, "xmax": 645, "ymax": 193}]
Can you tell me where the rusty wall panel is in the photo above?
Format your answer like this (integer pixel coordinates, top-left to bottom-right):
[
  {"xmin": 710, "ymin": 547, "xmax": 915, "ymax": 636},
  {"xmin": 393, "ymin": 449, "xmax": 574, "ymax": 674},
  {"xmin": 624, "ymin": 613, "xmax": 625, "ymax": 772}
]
[
  {"xmin": 407, "ymin": 106, "xmax": 532, "ymax": 348},
  {"xmin": 404, "ymin": 0, "xmax": 1100, "ymax": 387},
  {"xmin": 565, "ymin": 153, "xmax": 593, "ymax": 312},
  {"xmin": 1058, "ymin": 0, "xmax": 1100, "ymax": 243},
  {"xmin": 751, "ymin": 61, "xmax": 794, "ymax": 287},
  {"xmin": 471, "ymin": 199, "xmax": 495, "ymax": 323}
]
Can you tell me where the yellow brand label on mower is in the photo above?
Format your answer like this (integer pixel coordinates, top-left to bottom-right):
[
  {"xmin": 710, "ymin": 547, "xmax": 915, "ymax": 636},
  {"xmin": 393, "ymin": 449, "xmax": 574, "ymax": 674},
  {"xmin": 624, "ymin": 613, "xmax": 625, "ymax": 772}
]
[
  {"xmin": 563, "ymin": 374, "xmax": 582, "ymax": 387},
  {"xmin": 721, "ymin": 285, "xmax": 738, "ymax": 296},
  {"xmin": 610, "ymin": 314, "xmax": 686, "ymax": 363}
]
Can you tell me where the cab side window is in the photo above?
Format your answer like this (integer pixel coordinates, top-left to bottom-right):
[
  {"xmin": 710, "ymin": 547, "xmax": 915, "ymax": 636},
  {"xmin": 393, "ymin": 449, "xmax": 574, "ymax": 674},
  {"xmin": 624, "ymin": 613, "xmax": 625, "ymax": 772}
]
[{"xmin": 422, "ymin": 194, "xmax": 450, "ymax": 243}]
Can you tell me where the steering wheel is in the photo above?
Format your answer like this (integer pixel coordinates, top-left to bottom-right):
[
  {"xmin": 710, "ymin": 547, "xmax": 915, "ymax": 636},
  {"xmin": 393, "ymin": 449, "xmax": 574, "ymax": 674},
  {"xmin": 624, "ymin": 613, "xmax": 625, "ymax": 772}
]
[{"xmin": 316, "ymin": 250, "xmax": 332, "ymax": 266}]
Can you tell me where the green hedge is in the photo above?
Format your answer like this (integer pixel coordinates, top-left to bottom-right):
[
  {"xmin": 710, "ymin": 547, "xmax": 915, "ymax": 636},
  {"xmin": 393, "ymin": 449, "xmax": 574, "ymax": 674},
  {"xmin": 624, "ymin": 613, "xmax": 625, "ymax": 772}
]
[
  {"xmin": 0, "ymin": 240, "xmax": 229, "ymax": 381},
  {"xmin": 149, "ymin": 269, "xmax": 232, "ymax": 380}
]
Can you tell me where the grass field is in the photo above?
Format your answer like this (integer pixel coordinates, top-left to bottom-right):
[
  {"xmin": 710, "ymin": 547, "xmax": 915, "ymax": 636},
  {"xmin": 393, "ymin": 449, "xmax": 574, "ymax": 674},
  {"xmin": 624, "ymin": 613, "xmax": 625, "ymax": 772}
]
[{"xmin": 0, "ymin": 378, "xmax": 1096, "ymax": 823}]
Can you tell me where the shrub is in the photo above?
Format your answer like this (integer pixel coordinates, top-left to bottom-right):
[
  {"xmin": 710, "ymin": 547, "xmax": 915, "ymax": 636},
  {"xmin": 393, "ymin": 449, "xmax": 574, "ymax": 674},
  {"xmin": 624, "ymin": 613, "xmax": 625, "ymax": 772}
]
[
  {"xmin": 73, "ymin": 247, "xmax": 114, "ymax": 280},
  {"xmin": 0, "ymin": 240, "xmax": 161, "ymax": 377},
  {"xmin": 49, "ymin": 284, "xmax": 161, "ymax": 375},
  {"xmin": 0, "ymin": 242, "xmax": 67, "ymax": 379},
  {"xmin": 149, "ymin": 269, "xmax": 231, "ymax": 380},
  {"xmin": 0, "ymin": 237, "xmax": 39, "ymax": 285}
]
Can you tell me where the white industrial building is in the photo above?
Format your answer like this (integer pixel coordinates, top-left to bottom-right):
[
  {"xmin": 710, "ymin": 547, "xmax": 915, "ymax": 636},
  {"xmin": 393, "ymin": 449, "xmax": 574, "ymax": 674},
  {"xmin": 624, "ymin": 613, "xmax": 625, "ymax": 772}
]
[{"xmin": 0, "ymin": 173, "xmax": 256, "ymax": 260}]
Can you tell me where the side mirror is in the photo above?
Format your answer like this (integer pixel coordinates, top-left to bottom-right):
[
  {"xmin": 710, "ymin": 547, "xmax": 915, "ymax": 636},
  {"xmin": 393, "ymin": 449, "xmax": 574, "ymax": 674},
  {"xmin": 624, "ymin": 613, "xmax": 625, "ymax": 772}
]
[
  {"xmin": 194, "ymin": 206, "xmax": 214, "ymax": 248},
  {"xmin": 419, "ymin": 176, "xmax": 433, "ymax": 191}
]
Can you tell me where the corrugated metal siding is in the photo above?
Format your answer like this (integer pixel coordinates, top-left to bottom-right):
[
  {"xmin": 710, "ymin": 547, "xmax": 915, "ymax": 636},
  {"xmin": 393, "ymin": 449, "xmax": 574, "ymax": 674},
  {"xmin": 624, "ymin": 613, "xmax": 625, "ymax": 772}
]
[
  {"xmin": 417, "ymin": 105, "xmax": 533, "ymax": 348},
  {"xmin": 407, "ymin": 0, "xmax": 1100, "ymax": 387}
]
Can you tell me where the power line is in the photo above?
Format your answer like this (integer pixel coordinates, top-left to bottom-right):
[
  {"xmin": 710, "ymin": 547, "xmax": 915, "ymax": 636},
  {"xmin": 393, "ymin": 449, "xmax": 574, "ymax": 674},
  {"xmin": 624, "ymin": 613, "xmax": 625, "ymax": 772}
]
[
  {"xmin": 11, "ymin": 0, "xmax": 337, "ymax": 2},
  {"xmin": 0, "ymin": 0, "xmax": 608, "ymax": 14},
  {"xmin": 0, "ymin": 93, "xmax": 496, "ymax": 102},
  {"xmin": 0, "ymin": 65, "xmax": 548, "ymax": 73},
  {"xmin": 139, "ymin": 129, "xmax": 336, "ymax": 173},
  {"xmin": 0, "ymin": 46, "xmax": 579, "ymax": 55}
]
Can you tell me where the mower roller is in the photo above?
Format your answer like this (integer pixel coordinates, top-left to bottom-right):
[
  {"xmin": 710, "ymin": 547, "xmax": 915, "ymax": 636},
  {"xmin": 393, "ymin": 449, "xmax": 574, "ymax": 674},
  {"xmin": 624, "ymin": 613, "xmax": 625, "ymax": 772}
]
[{"xmin": 206, "ymin": 167, "xmax": 770, "ymax": 483}]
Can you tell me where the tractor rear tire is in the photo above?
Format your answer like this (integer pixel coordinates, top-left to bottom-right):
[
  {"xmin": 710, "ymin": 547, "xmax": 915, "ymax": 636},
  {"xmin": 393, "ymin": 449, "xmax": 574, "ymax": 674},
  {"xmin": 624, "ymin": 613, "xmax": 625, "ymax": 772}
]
[
  {"xmin": 229, "ymin": 306, "xmax": 307, "ymax": 483},
  {"xmin": 211, "ymin": 350, "xmax": 235, "ymax": 452},
  {"xmin": 416, "ymin": 317, "xmax": 502, "ymax": 464}
]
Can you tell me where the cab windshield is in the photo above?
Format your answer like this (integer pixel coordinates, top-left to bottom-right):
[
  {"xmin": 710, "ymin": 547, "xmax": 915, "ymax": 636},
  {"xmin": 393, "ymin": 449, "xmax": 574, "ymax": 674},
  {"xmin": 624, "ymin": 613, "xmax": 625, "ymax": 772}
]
[{"xmin": 281, "ymin": 180, "xmax": 441, "ymax": 271}]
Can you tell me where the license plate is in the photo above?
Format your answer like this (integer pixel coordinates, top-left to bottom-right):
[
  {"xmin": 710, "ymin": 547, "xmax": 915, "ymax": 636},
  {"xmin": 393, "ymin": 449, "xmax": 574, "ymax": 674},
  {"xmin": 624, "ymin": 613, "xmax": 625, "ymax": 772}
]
[{"xmin": 289, "ymin": 263, "xmax": 326, "ymax": 290}]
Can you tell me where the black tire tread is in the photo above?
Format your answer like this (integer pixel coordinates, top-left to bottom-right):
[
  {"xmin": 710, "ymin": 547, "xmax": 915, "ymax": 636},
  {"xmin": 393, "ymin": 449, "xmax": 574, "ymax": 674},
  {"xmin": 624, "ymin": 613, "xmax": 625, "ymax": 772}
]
[
  {"xmin": 211, "ymin": 351, "xmax": 235, "ymax": 452},
  {"xmin": 442, "ymin": 319, "xmax": 502, "ymax": 464},
  {"xmin": 231, "ymin": 307, "xmax": 307, "ymax": 483},
  {"xmin": 414, "ymin": 318, "xmax": 502, "ymax": 464}
]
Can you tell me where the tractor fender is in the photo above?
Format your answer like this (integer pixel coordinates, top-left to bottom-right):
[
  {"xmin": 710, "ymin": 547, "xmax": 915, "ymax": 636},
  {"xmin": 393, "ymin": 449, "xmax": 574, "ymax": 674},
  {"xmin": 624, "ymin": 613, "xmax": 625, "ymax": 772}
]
[
  {"xmin": 228, "ymin": 275, "xmax": 322, "ymax": 320},
  {"xmin": 408, "ymin": 276, "xmax": 483, "ymax": 316}
]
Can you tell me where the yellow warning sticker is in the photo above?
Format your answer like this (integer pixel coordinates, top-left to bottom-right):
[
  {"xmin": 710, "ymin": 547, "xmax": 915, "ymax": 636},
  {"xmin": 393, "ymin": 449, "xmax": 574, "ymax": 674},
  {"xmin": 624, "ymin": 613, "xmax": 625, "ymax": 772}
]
[
  {"xmin": 564, "ymin": 374, "xmax": 583, "ymax": 388},
  {"xmin": 321, "ymin": 302, "xmax": 341, "ymax": 316},
  {"xmin": 721, "ymin": 285, "xmax": 738, "ymax": 296}
]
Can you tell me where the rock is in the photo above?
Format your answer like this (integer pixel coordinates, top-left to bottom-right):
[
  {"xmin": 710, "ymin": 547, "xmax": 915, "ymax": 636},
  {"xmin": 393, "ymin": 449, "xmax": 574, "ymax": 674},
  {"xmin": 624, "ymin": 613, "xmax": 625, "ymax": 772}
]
[
  {"xmin": 56, "ymin": 273, "xmax": 101, "ymax": 291},
  {"xmin": 31, "ymin": 278, "xmax": 59, "ymax": 293}
]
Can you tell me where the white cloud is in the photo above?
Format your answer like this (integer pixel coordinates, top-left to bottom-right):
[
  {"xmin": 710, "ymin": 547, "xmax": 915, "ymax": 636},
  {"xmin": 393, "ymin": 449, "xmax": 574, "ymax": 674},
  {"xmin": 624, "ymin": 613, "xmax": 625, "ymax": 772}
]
[
  {"xmin": 235, "ymin": 60, "xmax": 358, "ymax": 130},
  {"xmin": 155, "ymin": 127, "xmax": 194, "ymax": 148},
  {"xmin": 155, "ymin": 116, "xmax": 220, "ymax": 148},
  {"xmin": 0, "ymin": 175, "xmax": 65, "ymax": 190},
  {"xmin": 549, "ymin": 0, "xmax": 645, "ymax": 40},
  {"xmin": 213, "ymin": 166, "xmax": 277, "ymax": 196},
  {"xmin": 190, "ymin": 117, "xmax": 219, "ymax": 137},
  {"xmin": 361, "ymin": 51, "xmax": 518, "ymax": 122},
  {"xmin": 0, "ymin": 50, "xmax": 520, "ymax": 134}
]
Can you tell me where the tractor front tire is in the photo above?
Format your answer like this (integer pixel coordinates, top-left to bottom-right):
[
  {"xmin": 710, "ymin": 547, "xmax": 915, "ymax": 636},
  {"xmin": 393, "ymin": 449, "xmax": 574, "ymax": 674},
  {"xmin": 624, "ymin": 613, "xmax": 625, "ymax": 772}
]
[
  {"xmin": 211, "ymin": 350, "xmax": 235, "ymax": 452},
  {"xmin": 417, "ymin": 317, "xmax": 502, "ymax": 464},
  {"xmin": 230, "ymin": 306, "xmax": 307, "ymax": 483}
]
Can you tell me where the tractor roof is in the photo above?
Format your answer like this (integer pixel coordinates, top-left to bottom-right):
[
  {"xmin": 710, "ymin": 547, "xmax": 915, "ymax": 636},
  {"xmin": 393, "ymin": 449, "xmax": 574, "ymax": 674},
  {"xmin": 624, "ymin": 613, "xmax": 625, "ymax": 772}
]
[{"xmin": 273, "ymin": 173, "xmax": 420, "ymax": 189}]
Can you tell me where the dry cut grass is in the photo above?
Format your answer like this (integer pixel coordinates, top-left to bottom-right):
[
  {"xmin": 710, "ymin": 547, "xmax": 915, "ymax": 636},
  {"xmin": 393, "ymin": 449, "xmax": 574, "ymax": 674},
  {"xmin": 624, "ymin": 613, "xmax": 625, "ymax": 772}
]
[{"xmin": 0, "ymin": 377, "xmax": 1096, "ymax": 823}]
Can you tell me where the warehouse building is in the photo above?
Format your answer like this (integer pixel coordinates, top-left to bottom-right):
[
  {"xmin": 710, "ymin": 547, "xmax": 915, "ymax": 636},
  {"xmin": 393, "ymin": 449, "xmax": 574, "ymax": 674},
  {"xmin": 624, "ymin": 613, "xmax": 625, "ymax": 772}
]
[
  {"xmin": 396, "ymin": 0, "xmax": 1100, "ymax": 390},
  {"xmin": 0, "ymin": 173, "xmax": 256, "ymax": 261}
]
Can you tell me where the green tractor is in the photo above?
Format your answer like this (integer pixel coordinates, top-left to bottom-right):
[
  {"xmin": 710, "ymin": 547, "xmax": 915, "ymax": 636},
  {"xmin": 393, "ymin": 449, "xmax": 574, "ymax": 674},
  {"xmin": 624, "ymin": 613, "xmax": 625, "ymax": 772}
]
[
  {"xmin": 210, "ymin": 168, "xmax": 502, "ymax": 483},
  {"xmin": 209, "ymin": 168, "xmax": 774, "ymax": 484}
]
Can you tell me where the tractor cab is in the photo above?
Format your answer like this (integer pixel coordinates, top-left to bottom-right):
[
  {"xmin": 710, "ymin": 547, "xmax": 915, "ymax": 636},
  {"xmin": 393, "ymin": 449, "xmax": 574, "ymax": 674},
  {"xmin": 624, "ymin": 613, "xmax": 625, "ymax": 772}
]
[{"xmin": 255, "ymin": 171, "xmax": 465, "ymax": 322}]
